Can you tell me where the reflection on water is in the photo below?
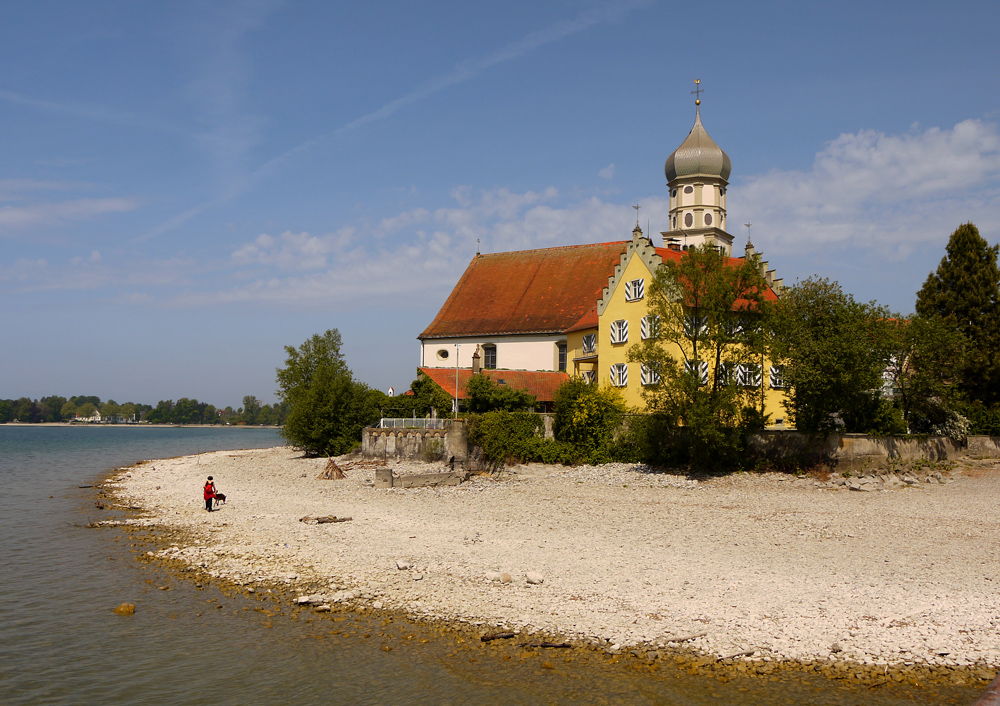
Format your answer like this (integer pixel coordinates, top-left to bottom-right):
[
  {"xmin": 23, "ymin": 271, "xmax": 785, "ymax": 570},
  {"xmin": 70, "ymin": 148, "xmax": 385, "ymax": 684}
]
[{"xmin": 0, "ymin": 426, "xmax": 984, "ymax": 705}]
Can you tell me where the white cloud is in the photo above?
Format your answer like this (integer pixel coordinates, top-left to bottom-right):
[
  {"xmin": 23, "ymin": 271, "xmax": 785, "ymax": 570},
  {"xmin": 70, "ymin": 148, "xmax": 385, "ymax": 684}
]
[
  {"xmin": 0, "ymin": 197, "xmax": 141, "ymax": 231},
  {"xmin": 729, "ymin": 119, "xmax": 1000, "ymax": 258},
  {"xmin": 201, "ymin": 187, "xmax": 666, "ymax": 307},
  {"xmin": 599, "ymin": 163, "xmax": 616, "ymax": 179}
]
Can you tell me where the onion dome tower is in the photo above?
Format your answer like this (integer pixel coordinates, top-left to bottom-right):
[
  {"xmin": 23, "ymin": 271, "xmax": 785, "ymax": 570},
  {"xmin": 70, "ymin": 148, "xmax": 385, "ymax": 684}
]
[{"xmin": 660, "ymin": 80, "xmax": 734, "ymax": 255}]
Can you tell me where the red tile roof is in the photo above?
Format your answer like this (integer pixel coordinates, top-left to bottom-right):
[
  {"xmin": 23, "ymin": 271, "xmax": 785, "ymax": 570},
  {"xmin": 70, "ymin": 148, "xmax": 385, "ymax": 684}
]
[
  {"xmin": 418, "ymin": 367, "xmax": 570, "ymax": 403},
  {"xmin": 419, "ymin": 242, "xmax": 628, "ymax": 339},
  {"xmin": 566, "ymin": 304, "xmax": 598, "ymax": 333}
]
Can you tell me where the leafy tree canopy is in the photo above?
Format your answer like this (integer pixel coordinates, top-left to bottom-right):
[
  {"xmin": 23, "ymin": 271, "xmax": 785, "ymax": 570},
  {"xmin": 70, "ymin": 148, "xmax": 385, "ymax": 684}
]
[
  {"xmin": 465, "ymin": 374, "xmax": 536, "ymax": 413},
  {"xmin": 276, "ymin": 329, "xmax": 380, "ymax": 456},
  {"xmin": 552, "ymin": 378, "xmax": 626, "ymax": 463},
  {"xmin": 916, "ymin": 222, "xmax": 1000, "ymax": 405},
  {"xmin": 771, "ymin": 277, "xmax": 894, "ymax": 433},
  {"xmin": 627, "ymin": 245, "xmax": 773, "ymax": 467}
]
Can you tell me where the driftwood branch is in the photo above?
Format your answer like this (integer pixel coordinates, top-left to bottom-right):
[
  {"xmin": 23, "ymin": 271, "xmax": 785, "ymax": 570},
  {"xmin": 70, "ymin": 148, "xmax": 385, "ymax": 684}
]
[
  {"xmin": 480, "ymin": 632, "xmax": 516, "ymax": 642},
  {"xmin": 518, "ymin": 642, "xmax": 571, "ymax": 649},
  {"xmin": 299, "ymin": 515, "xmax": 352, "ymax": 524},
  {"xmin": 663, "ymin": 631, "xmax": 707, "ymax": 643},
  {"xmin": 718, "ymin": 650, "xmax": 755, "ymax": 662}
]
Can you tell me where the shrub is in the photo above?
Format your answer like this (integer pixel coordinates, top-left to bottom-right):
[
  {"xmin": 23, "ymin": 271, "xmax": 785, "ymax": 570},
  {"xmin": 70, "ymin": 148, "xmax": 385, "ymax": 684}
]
[{"xmin": 553, "ymin": 380, "xmax": 627, "ymax": 463}]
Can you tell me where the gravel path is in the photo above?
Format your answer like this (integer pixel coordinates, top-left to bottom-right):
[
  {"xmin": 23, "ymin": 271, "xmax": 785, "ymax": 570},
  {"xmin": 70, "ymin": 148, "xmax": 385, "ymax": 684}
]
[{"xmin": 112, "ymin": 447, "xmax": 1000, "ymax": 668}]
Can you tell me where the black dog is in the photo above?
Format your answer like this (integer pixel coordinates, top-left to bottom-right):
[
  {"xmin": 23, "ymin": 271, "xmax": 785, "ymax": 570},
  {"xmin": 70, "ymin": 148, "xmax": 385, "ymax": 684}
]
[{"xmin": 214, "ymin": 493, "xmax": 227, "ymax": 507}]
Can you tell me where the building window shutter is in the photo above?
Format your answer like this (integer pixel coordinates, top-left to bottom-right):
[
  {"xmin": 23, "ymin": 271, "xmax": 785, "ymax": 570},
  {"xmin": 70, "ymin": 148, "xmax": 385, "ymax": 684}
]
[
  {"xmin": 610, "ymin": 319, "xmax": 628, "ymax": 344},
  {"xmin": 641, "ymin": 362, "xmax": 660, "ymax": 386},
  {"xmin": 684, "ymin": 360, "xmax": 709, "ymax": 385},
  {"xmin": 769, "ymin": 365, "xmax": 786, "ymax": 389},
  {"xmin": 582, "ymin": 334, "xmax": 596, "ymax": 355},
  {"xmin": 738, "ymin": 363, "xmax": 761, "ymax": 387},
  {"xmin": 684, "ymin": 311, "xmax": 706, "ymax": 337},
  {"xmin": 582, "ymin": 371, "xmax": 596, "ymax": 384},
  {"xmin": 624, "ymin": 278, "xmax": 645, "ymax": 302},
  {"xmin": 640, "ymin": 315, "xmax": 660, "ymax": 340},
  {"xmin": 610, "ymin": 363, "xmax": 628, "ymax": 387}
]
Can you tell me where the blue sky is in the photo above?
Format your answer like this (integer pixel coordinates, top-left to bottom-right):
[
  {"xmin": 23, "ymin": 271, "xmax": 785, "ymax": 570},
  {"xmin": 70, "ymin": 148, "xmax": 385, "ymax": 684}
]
[{"xmin": 2, "ymin": 0, "xmax": 999, "ymax": 408}]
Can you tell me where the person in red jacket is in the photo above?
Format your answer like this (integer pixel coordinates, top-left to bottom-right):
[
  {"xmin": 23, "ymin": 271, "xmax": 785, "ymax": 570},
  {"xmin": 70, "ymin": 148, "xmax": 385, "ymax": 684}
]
[{"xmin": 204, "ymin": 476, "xmax": 216, "ymax": 512}]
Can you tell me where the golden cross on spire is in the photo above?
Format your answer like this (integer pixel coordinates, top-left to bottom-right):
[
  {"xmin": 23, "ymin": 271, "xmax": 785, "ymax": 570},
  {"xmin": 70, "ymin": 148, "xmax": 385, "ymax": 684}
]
[{"xmin": 691, "ymin": 79, "xmax": 703, "ymax": 106}]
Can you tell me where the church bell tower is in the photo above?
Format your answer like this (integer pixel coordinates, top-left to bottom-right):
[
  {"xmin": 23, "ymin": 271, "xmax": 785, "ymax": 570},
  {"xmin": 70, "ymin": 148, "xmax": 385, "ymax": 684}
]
[{"xmin": 661, "ymin": 80, "xmax": 734, "ymax": 255}]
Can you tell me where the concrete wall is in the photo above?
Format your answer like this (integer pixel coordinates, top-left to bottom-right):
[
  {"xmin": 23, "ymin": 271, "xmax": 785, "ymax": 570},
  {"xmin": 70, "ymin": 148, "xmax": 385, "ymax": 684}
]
[
  {"xmin": 362, "ymin": 421, "xmax": 469, "ymax": 463},
  {"xmin": 968, "ymin": 436, "xmax": 1000, "ymax": 458},
  {"xmin": 747, "ymin": 431, "xmax": 969, "ymax": 471}
]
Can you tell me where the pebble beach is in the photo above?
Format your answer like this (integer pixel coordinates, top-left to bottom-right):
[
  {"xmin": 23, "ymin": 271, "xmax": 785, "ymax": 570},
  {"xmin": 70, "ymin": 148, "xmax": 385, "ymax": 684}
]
[{"xmin": 110, "ymin": 447, "xmax": 1000, "ymax": 675}]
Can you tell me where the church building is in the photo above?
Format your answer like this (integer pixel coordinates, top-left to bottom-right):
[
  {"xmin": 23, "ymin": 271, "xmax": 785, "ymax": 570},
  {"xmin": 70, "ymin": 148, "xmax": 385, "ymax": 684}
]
[{"xmin": 418, "ymin": 89, "xmax": 789, "ymax": 421}]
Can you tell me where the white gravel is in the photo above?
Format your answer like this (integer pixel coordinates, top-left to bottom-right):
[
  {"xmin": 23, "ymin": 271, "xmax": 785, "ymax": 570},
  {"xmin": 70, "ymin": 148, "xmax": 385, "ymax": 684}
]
[{"xmin": 111, "ymin": 447, "xmax": 1000, "ymax": 667}]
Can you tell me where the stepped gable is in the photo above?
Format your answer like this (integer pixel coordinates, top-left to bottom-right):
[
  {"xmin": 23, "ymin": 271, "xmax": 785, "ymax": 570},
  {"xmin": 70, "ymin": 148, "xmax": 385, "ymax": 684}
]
[
  {"xmin": 418, "ymin": 367, "xmax": 569, "ymax": 403},
  {"xmin": 419, "ymin": 242, "xmax": 628, "ymax": 339}
]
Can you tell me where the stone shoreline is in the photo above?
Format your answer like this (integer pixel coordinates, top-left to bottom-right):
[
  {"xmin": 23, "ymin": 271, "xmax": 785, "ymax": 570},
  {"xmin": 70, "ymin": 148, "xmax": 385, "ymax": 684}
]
[{"xmin": 107, "ymin": 446, "xmax": 1000, "ymax": 684}]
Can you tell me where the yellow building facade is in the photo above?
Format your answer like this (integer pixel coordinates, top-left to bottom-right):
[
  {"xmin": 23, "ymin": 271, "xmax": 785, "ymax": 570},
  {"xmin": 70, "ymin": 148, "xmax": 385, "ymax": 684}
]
[{"xmin": 567, "ymin": 224, "xmax": 790, "ymax": 426}]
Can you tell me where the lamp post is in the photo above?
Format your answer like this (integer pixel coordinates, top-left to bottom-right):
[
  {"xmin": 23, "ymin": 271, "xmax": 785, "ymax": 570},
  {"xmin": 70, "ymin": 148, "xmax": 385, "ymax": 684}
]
[{"xmin": 454, "ymin": 344, "xmax": 460, "ymax": 417}]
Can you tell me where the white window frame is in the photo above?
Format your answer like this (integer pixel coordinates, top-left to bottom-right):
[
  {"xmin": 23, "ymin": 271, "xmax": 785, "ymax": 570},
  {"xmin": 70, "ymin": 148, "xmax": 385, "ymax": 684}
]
[
  {"xmin": 609, "ymin": 319, "xmax": 628, "ymax": 344},
  {"xmin": 640, "ymin": 315, "xmax": 660, "ymax": 340},
  {"xmin": 624, "ymin": 278, "xmax": 645, "ymax": 302},
  {"xmin": 641, "ymin": 362, "xmax": 660, "ymax": 386},
  {"xmin": 769, "ymin": 365, "xmax": 786, "ymax": 389},
  {"xmin": 610, "ymin": 363, "xmax": 628, "ymax": 387},
  {"xmin": 684, "ymin": 360, "xmax": 709, "ymax": 386},
  {"xmin": 684, "ymin": 311, "xmax": 707, "ymax": 338},
  {"xmin": 581, "ymin": 333, "xmax": 596, "ymax": 355},
  {"xmin": 738, "ymin": 363, "xmax": 762, "ymax": 388}
]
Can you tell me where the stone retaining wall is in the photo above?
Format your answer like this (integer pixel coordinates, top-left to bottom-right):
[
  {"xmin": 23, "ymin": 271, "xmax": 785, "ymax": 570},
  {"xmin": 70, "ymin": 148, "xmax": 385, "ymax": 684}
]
[
  {"xmin": 746, "ymin": 431, "xmax": 976, "ymax": 470},
  {"xmin": 968, "ymin": 435, "xmax": 1000, "ymax": 458},
  {"xmin": 362, "ymin": 421, "xmax": 468, "ymax": 463}
]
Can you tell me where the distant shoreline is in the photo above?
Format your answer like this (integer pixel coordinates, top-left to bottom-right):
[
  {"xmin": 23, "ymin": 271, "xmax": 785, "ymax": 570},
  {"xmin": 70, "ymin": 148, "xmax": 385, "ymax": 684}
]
[{"xmin": 1, "ymin": 422, "xmax": 282, "ymax": 430}]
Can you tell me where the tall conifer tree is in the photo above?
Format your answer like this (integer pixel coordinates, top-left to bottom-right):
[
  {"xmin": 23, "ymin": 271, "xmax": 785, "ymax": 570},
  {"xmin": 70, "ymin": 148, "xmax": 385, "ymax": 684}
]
[{"xmin": 915, "ymin": 223, "xmax": 1000, "ymax": 405}]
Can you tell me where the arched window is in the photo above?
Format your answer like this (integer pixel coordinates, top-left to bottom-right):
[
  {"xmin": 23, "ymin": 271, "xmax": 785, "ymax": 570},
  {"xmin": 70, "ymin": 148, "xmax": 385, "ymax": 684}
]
[{"xmin": 482, "ymin": 344, "xmax": 497, "ymax": 369}]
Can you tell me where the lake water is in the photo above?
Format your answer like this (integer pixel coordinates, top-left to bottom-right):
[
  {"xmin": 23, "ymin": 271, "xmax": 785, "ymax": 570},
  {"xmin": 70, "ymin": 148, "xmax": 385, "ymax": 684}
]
[{"xmin": 0, "ymin": 425, "xmax": 983, "ymax": 705}]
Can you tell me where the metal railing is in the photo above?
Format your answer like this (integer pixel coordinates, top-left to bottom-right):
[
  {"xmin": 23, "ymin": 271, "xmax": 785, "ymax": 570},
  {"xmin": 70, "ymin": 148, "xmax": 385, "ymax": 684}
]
[{"xmin": 378, "ymin": 418, "xmax": 451, "ymax": 430}]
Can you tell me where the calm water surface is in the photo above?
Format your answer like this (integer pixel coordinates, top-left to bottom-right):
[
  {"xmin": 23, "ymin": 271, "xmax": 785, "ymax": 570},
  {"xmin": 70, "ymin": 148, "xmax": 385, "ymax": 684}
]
[{"xmin": 0, "ymin": 425, "xmax": 982, "ymax": 705}]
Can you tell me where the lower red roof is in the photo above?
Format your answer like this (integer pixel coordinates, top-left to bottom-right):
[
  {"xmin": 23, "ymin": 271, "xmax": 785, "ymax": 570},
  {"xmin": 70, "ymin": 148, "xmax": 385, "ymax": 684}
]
[{"xmin": 418, "ymin": 367, "xmax": 570, "ymax": 402}]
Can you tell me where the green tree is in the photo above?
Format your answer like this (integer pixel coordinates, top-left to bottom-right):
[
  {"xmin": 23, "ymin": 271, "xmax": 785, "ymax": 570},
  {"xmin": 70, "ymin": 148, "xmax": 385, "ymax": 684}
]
[
  {"xmin": 77, "ymin": 402, "xmax": 98, "ymax": 420},
  {"xmin": 465, "ymin": 374, "xmax": 537, "ymax": 413},
  {"xmin": 146, "ymin": 400, "xmax": 174, "ymax": 424},
  {"xmin": 101, "ymin": 400, "xmax": 121, "ymax": 421},
  {"xmin": 627, "ymin": 245, "xmax": 773, "ymax": 467},
  {"xmin": 120, "ymin": 402, "xmax": 137, "ymax": 422},
  {"xmin": 0, "ymin": 399, "xmax": 13, "ymax": 423},
  {"xmin": 241, "ymin": 395, "xmax": 261, "ymax": 424},
  {"xmin": 60, "ymin": 400, "xmax": 78, "ymax": 420},
  {"xmin": 276, "ymin": 329, "xmax": 380, "ymax": 456},
  {"xmin": 38, "ymin": 396, "xmax": 67, "ymax": 422},
  {"xmin": 552, "ymin": 378, "xmax": 627, "ymax": 463},
  {"xmin": 915, "ymin": 222, "xmax": 1000, "ymax": 406},
  {"xmin": 771, "ymin": 277, "xmax": 894, "ymax": 433},
  {"xmin": 884, "ymin": 316, "xmax": 966, "ymax": 434}
]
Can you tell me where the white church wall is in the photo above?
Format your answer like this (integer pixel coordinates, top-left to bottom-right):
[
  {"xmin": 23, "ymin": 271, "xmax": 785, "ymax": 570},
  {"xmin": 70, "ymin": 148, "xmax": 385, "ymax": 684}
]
[{"xmin": 421, "ymin": 334, "xmax": 565, "ymax": 372}]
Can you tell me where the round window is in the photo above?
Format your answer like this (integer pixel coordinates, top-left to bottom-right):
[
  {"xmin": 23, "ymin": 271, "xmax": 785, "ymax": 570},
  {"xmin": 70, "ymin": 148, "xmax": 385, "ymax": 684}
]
[
  {"xmin": 684, "ymin": 212, "xmax": 693, "ymax": 227},
  {"xmin": 704, "ymin": 213, "xmax": 713, "ymax": 226},
  {"xmin": 684, "ymin": 185, "xmax": 694, "ymax": 194},
  {"xmin": 436, "ymin": 349, "xmax": 450, "ymax": 360}
]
